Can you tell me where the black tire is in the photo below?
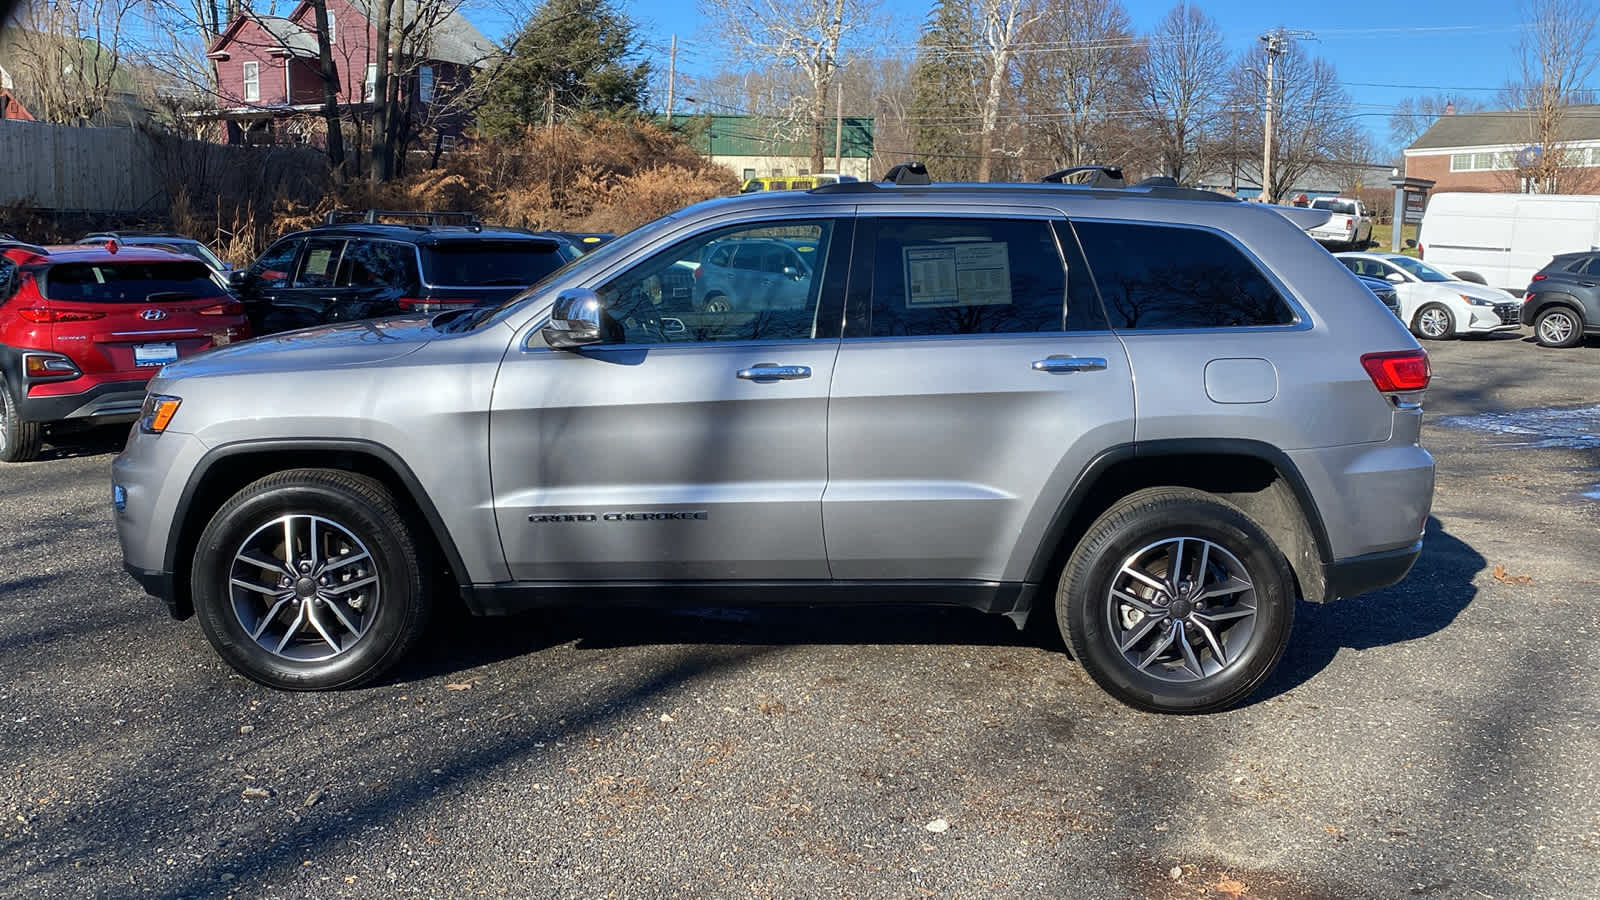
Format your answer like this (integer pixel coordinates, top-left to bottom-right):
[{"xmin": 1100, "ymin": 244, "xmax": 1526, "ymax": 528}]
[
  {"xmin": 1056, "ymin": 487, "xmax": 1296, "ymax": 714},
  {"xmin": 0, "ymin": 374, "xmax": 43, "ymax": 463},
  {"xmin": 190, "ymin": 468, "xmax": 431, "ymax": 690},
  {"xmin": 1411, "ymin": 302, "xmax": 1456, "ymax": 340},
  {"xmin": 1533, "ymin": 306, "xmax": 1584, "ymax": 348}
]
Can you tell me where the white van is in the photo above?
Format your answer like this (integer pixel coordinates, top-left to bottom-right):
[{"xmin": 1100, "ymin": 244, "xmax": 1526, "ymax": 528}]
[{"xmin": 1418, "ymin": 193, "xmax": 1600, "ymax": 292}]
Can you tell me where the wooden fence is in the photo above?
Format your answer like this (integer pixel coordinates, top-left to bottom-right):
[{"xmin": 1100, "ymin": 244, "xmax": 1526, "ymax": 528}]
[{"xmin": 0, "ymin": 121, "xmax": 326, "ymax": 213}]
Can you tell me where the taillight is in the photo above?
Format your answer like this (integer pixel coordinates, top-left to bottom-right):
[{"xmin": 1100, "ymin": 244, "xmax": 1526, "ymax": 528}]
[
  {"xmin": 1417, "ymin": 245, "xmax": 1424, "ymax": 260},
  {"xmin": 17, "ymin": 308, "xmax": 107, "ymax": 323},
  {"xmin": 1361, "ymin": 350, "xmax": 1431, "ymax": 393},
  {"xmin": 197, "ymin": 300, "xmax": 243, "ymax": 316},
  {"xmin": 1530, "ymin": 273, "xmax": 1547, "ymax": 282}
]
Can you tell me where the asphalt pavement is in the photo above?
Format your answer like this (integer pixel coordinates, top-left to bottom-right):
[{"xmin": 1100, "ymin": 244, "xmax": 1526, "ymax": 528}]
[{"xmin": 1, "ymin": 331, "xmax": 1597, "ymax": 899}]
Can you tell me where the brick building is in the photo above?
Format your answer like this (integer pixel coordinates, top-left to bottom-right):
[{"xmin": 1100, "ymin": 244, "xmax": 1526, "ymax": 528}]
[
  {"xmin": 203, "ymin": 0, "xmax": 493, "ymax": 146},
  {"xmin": 1404, "ymin": 106, "xmax": 1600, "ymax": 193}
]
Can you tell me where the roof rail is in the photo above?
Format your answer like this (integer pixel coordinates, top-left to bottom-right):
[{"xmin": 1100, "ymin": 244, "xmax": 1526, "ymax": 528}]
[
  {"xmin": 1041, "ymin": 165, "xmax": 1125, "ymax": 188},
  {"xmin": 883, "ymin": 161, "xmax": 931, "ymax": 186},
  {"xmin": 322, "ymin": 209, "xmax": 482, "ymax": 230},
  {"xmin": 0, "ymin": 240, "xmax": 49, "ymax": 257}
]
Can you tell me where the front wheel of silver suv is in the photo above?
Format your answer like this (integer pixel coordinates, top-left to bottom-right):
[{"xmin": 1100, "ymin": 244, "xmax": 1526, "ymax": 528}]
[
  {"xmin": 1056, "ymin": 488, "xmax": 1295, "ymax": 714},
  {"xmin": 190, "ymin": 468, "xmax": 432, "ymax": 690}
]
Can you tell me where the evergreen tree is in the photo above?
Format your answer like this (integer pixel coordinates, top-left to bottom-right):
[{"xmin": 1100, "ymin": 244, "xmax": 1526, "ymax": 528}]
[
  {"xmin": 480, "ymin": 0, "xmax": 650, "ymax": 136},
  {"xmin": 910, "ymin": 1, "xmax": 983, "ymax": 181}
]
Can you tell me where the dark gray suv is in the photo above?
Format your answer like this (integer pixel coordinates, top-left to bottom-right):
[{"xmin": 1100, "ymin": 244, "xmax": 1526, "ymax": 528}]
[
  {"xmin": 113, "ymin": 169, "xmax": 1435, "ymax": 714},
  {"xmin": 1521, "ymin": 252, "xmax": 1600, "ymax": 347}
]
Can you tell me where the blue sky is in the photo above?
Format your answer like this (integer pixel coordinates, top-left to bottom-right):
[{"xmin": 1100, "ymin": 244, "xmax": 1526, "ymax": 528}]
[{"xmin": 479, "ymin": 0, "xmax": 1556, "ymax": 152}]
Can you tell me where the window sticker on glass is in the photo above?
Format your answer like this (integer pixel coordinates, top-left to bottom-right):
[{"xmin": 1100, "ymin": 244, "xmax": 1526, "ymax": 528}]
[
  {"xmin": 304, "ymin": 249, "xmax": 334, "ymax": 278},
  {"xmin": 903, "ymin": 242, "xmax": 1012, "ymax": 308}
]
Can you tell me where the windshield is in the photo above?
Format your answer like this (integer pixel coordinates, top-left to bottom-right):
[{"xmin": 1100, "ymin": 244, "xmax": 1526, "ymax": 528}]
[
  {"xmin": 41, "ymin": 260, "xmax": 225, "ymax": 301},
  {"xmin": 424, "ymin": 241, "xmax": 568, "ymax": 287},
  {"xmin": 1387, "ymin": 256, "xmax": 1453, "ymax": 282},
  {"xmin": 178, "ymin": 241, "xmax": 227, "ymax": 271}
]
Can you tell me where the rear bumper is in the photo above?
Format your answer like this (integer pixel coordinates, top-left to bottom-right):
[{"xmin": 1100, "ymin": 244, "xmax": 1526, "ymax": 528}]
[
  {"xmin": 1323, "ymin": 540, "xmax": 1423, "ymax": 601},
  {"xmin": 20, "ymin": 379, "xmax": 148, "ymax": 424}
]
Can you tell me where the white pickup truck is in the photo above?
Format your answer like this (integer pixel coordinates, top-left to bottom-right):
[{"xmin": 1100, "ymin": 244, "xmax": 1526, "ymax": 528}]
[{"xmin": 1307, "ymin": 197, "xmax": 1374, "ymax": 250}]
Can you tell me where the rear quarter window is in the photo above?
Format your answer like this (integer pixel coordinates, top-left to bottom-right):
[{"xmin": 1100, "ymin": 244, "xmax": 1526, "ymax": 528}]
[
  {"xmin": 423, "ymin": 241, "xmax": 567, "ymax": 287},
  {"xmin": 39, "ymin": 261, "xmax": 223, "ymax": 302},
  {"xmin": 1072, "ymin": 221, "xmax": 1297, "ymax": 330}
]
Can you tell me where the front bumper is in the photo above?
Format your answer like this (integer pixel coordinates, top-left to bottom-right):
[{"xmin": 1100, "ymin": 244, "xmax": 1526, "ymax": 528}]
[
  {"xmin": 113, "ymin": 429, "xmax": 210, "ymax": 619},
  {"xmin": 123, "ymin": 562, "xmax": 186, "ymax": 619}
]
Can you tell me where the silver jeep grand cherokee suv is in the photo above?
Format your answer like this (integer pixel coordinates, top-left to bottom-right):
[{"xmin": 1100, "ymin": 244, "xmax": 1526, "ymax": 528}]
[{"xmin": 113, "ymin": 166, "xmax": 1435, "ymax": 713}]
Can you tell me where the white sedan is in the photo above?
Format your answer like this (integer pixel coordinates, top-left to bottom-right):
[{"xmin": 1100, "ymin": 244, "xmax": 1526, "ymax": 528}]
[{"xmin": 1335, "ymin": 252, "xmax": 1522, "ymax": 340}]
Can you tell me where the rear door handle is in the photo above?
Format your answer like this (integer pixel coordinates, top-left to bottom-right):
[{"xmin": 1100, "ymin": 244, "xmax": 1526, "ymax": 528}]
[
  {"xmin": 1032, "ymin": 356, "xmax": 1107, "ymax": 373},
  {"xmin": 737, "ymin": 363, "xmax": 811, "ymax": 381}
]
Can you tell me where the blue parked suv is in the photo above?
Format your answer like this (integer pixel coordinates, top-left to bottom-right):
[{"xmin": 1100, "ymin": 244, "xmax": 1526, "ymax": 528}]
[{"xmin": 113, "ymin": 164, "xmax": 1435, "ymax": 713}]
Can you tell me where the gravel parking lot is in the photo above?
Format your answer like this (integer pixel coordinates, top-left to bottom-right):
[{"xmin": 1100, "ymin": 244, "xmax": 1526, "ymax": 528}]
[{"xmin": 2, "ymin": 331, "xmax": 1597, "ymax": 899}]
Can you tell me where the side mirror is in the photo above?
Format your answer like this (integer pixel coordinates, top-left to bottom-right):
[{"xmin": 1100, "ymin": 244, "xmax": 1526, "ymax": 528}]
[
  {"xmin": 1386, "ymin": 272, "xmax": 1406, "ymax": 284},
  {"xmin": 782, "ymin": 265, "xmax": 801, "ymax": 279},
  {"xmin": 228, "ymin": 269, "xmax": 247, "ymax": 287},
  {"xmin": 541, "ymin": 288, "xmax": 608, "ymax": 349}
]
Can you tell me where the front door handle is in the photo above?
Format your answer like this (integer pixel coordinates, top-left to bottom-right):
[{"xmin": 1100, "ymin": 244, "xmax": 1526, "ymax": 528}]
[
  {"xmin": 1032, "ymin": 356, "xmax": 1107, "ymax": 373},
  {"xmin": 737, "ymin": 363, "xmax": 811, "ymax": 381}
]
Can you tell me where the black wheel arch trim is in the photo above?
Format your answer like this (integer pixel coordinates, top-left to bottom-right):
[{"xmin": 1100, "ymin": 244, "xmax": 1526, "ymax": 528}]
[
  {"xmin": 164, "ymin": 437, "xmax": 472, "ymax": 596},
  {"xmin": 1521, "ymin": 293, "xmax": 1589, "ymax": 326},
  {"xmin": 1023, "ymin": 438, "xmax": 1335, "ymax": 584}
]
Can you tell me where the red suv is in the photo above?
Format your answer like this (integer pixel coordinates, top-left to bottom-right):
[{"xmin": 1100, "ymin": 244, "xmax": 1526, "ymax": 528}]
[{"xmin": 0, "ymin": 240, "xmax": 250, "ymax": 462}]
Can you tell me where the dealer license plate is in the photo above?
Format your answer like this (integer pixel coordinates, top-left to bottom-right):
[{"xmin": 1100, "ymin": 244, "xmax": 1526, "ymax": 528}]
[{"xmin": 134, "ymin": 342, "xmax": 178, "ymax": 367}]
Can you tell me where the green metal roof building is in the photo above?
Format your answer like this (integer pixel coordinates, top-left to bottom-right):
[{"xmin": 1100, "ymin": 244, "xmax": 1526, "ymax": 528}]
[{"xmin": 665, "ymin": 114, "xmax": 875, "ymax": 180}]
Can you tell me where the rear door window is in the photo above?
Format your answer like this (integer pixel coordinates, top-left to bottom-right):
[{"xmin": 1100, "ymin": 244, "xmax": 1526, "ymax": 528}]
[
  {"xmin": 39, "ymin": 260, "xmax": 224, "ymax": 302},
  {"xmin": 866, "ymin": 217, "xmax": 1093, "ymax": 337},
  {"xmin": 293, "ymin": 238, "xmax": 345, "ymax": 289},
  {"xmin": 1072, "ymin": 220, "xmax": 1297, "ymax": 330},
  {"xmin": 424, "ymin": 241, "xmax": 567, "ymax": 287}
]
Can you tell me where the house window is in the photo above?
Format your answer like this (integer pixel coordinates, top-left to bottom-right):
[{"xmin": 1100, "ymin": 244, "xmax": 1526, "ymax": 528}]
[
  {"xmin": 418, "ymin": 65, "xmax": 434, "ymax": 104},
  {"xmin": 364, "ymin": 63, "xmax": 377, "ymax": 102},
  {"xmin": 326, "ymin": 11, "xmax": 336, "ymax": 43},
  {"xmin": 243, "ymin": 61, "xmax": 259, "ymax": 102}
]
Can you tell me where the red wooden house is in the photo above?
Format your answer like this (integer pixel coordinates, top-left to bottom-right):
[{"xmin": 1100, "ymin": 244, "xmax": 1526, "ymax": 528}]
[{"xmin": 204, "ymin": 0, "xmax": 493, "ymax": 146}]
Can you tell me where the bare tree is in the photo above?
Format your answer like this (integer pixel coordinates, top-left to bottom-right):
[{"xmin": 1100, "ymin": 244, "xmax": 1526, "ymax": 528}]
[
  {"xmin": 6, "ymin": 0, "xmax": 139, "ymax": 124},
  {"xmin": 969, "ymin": 0, "xmax": 1041, "ymax": 181},
  {"xmin": 699, "ymin": 0, "xmax": 875, "ymax": 173},
  {"xmin": 1499, "ymin": 0, "xmax": 1600, "ymax": 193},
  {"xmin": 1229, "ymin": 38, "xmax": 1364, "ymax": 202},
  {"xmin": 1136, "ymin": 2, "xmax": 1228, "ymax": 183},
  {"xmin": 307, "ymin": 0, "xmax": 346, "ymax": 173},
  {"xmin": 1388, "ymin": 93, "xmax": 1485, "ymax": 153},
  {"xmin": 1018, "ymin": 0, "xmax": 1144, "ymax": 170}
]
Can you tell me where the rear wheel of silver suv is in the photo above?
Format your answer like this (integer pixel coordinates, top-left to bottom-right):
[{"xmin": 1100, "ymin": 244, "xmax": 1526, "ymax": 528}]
[
  {"xmin": 190, "ymin": 468, "xmax": 431, "ymax": 690},
  {"xmin": 0, "ymin": 375, "xmax": 44, "ymax": 463},
  {"xmin": 1056, "ymin": 488, "xmax": 1295, "ymax": 714}
]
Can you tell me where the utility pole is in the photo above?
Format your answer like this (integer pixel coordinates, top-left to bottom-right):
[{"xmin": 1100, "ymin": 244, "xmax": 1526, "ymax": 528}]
[
  {"xmin": 665, "ymin": 34, "xmax": 676, "ymax": 128},
  {"xmin": 1259, "ymin": 30, "xmax": 1283, "ymax": 205},
  {"xmin": 1257, "ymin": 28, "xmax": 1313, "ymax": 204}
]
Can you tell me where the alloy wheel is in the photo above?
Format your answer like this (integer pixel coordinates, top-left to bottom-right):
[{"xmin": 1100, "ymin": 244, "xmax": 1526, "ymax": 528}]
[
  {"xmin": 1103, "ymin": 537, "xmax": 1257, "ymax": 683},
  {"xmin": 1539, "ymin": 311, "xmax": 1576, "ymax": 345},
  {"xmin": 1417, "ymin": 307, "xmax": 1450, "ymax": 338},
  {"xmin": 227, "ymin": 514, "xmax": 381, "ymax": 662}
]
